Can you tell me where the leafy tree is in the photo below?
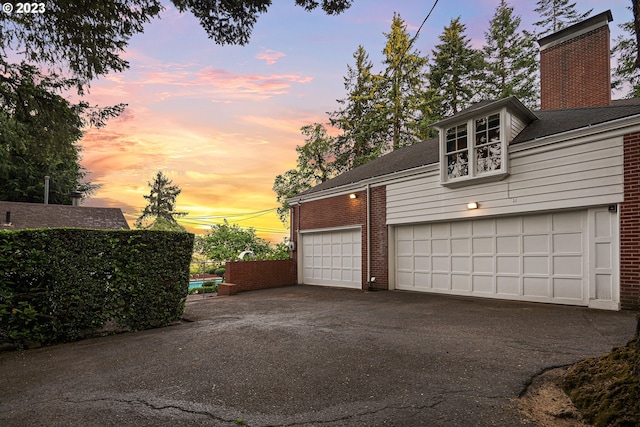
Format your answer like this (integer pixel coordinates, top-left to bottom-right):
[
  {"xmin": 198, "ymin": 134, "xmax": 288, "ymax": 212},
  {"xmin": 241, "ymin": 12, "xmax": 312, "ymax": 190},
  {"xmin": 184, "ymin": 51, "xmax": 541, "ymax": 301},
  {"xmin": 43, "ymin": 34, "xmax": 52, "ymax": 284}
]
[
  {"xmin": 135, "ymin": 171, "xmax": 187, "ymax": 229},
  {"xmin": 480, "ymin": 0, "xmax": 539, "ymax": 108},
  {"xmin": 429, "ymin": 17, "xmax": 483, "ymax": 117},
  {"xmin": 273, "ymin": 123, "xmax": 336, "ymax": 225},
  {"xmin": 379, "ymin": 13, "xmax": 431, "ymax": 150},
  {"xmin": 330, "ymin": 45, "xmax": 387, "ymax": 172},
  {"xmin": 612, "ymin": 9, "xmax": 640, "ymax": 98},
  {"xmin": 273, "ymin": 169, "xmax": 310, "ymax": 225},
  {"xmin": 198, "ymin": 219, "xmax": 271, "ymax": 263},
  {"xmin": 297, "ymin": 123, "xmax": 336, "ymax": 183},
  {"xmin": 533, "ymin": 0, "xmax": 592, "ymax": 36}
]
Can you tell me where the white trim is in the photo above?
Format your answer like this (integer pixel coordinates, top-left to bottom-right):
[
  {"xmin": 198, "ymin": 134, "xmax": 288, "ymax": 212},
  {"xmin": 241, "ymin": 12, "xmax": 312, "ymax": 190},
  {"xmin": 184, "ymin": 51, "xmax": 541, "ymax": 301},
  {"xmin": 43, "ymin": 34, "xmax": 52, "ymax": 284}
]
[{"xmin": 299, "ymin": 225, "xmax": 363, "ymax": 234}]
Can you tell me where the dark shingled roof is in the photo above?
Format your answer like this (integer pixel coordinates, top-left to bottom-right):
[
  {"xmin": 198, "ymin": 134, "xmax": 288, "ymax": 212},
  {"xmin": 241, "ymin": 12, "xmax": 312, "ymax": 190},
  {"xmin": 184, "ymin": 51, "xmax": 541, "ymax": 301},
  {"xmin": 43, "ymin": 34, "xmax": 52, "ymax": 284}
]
[{"xmin": 297, "ymin": 99, "xmax": 640, "ymax": 197}]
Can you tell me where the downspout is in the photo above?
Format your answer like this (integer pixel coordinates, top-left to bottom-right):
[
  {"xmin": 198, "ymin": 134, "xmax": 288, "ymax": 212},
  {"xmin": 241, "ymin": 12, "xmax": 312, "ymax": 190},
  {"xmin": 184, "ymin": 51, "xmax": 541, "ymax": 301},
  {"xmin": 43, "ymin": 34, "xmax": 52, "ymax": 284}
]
[{"xmin": 366, "ymin": 183, "xmax": 372, "ymax": 290}]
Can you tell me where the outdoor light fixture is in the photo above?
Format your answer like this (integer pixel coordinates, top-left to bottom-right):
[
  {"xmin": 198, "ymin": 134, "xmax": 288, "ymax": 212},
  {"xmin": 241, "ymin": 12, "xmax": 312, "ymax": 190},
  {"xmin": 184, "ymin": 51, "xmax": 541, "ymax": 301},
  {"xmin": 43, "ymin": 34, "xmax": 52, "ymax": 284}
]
[
  {"xmin": 467, "ymin": 202, "xmax": 478, "ymax": 210},
  {"xmin": 349, "ymin": 193, "xmax": 357, "ymax": 199}
]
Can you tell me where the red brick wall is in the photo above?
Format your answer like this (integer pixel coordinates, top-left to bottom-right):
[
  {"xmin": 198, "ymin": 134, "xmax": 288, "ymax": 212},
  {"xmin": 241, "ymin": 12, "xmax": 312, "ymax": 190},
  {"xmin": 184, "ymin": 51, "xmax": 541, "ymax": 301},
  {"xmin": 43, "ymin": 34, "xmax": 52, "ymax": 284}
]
[
  {"xmin": 540, "ymin": 25, "xmax": 611, "ymax": 110},
  {"xmin": 292, "ymin": 188, "xmax": 388, "ymax": 290},
  {"xmin": 621, "ymin": 132, "xmax": 640, "ymax": 310},
  {"xmin": 369, "ymin": 186, "xmax": 388, "ymax": 290},
  {"xmin": 225, "ymin": 259, "xmax": 296, "ymax": 292}
]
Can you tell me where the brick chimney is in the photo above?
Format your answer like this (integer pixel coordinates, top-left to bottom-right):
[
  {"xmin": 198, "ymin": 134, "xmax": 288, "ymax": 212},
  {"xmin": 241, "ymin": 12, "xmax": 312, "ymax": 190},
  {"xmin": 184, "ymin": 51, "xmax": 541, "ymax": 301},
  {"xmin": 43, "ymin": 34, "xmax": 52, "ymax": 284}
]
[{"xmin": 538, "ymin": 10, "xmax": 613, "ymax": 110}]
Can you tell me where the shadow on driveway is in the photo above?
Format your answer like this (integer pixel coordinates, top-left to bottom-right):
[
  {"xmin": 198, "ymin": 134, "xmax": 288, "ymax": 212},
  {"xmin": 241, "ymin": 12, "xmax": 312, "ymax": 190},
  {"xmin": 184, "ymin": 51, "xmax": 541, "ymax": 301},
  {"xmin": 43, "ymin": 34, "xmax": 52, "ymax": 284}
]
[{"xmin": 0, "ymin": 285, "xmax": 636, "ymax": 426}]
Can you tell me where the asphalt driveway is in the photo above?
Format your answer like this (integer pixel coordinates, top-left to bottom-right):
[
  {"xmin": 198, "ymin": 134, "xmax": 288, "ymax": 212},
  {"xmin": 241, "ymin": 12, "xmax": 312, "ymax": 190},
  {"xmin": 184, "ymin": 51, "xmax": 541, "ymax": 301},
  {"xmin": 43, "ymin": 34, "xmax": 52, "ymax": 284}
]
[{"xmin": 0, "ymin": 286, "xmax": 636, "ymax": 426}]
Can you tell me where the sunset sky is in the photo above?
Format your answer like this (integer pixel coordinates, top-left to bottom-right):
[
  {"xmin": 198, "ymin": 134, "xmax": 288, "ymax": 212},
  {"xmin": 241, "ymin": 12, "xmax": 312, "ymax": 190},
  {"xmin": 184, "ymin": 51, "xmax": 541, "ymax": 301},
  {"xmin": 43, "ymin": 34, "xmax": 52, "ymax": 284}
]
[{"xmin": 78, "ymin": 0, "xmax": 633, "ymax": 242}]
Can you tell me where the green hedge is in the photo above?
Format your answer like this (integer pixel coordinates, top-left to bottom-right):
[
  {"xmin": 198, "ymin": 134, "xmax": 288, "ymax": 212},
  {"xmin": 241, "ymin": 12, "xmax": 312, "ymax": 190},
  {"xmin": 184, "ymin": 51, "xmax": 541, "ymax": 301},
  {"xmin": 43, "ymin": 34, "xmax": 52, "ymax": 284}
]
[{"xmin": 0, "ymin": 228, "xmax": 194, "ymax": 348}]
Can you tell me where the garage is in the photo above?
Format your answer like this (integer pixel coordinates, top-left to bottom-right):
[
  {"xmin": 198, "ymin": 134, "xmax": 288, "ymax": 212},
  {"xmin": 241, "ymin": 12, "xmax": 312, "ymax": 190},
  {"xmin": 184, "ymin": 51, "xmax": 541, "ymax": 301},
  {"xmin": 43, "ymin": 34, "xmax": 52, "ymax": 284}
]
[
  {"xmin": 394, "ymin": 211, "xmax": 589, "ymax": 305},
  {"xmin": 301, "ymin": 228, "xmax": 362, "ymax": 289}
]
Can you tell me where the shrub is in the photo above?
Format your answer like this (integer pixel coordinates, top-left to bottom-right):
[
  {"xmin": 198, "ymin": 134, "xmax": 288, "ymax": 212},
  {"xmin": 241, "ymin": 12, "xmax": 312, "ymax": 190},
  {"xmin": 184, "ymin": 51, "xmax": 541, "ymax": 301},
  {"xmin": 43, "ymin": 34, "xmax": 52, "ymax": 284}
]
[
  {"xmin": 0, "ymin": 228, "xmax": 194, "ymax": 348},
  {"xmin": 214, "ymin": 267, "xmax": 226, "ymax": 277}
]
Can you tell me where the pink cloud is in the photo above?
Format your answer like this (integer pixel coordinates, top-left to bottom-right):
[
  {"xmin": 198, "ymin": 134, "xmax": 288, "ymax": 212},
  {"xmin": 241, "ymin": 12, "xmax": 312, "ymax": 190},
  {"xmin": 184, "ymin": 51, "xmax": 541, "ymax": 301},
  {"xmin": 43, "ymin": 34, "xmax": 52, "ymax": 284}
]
[{"xmin": 256, "ymin": 49, "xmax": 286, "ymax": 65}]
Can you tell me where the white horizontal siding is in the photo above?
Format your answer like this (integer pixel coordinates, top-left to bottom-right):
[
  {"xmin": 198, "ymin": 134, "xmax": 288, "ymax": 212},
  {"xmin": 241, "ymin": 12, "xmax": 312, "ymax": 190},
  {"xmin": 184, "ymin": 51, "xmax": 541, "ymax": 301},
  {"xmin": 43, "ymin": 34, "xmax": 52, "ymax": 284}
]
[{"xmin": 387, "ymin": 136, "xmax": 623, "ymax": 225}]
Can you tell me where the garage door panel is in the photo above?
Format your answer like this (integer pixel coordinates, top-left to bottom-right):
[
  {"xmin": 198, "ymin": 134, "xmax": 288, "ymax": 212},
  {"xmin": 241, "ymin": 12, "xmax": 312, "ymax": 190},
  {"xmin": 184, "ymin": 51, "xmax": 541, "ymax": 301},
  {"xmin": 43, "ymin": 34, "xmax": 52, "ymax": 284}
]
[
  {"xmin": 497, "ymin": 256, "xmax": 519, "ymax": 274},
  {"xmin": 497, "ymin": 236, "xmax": 519, "ymax": 253},
  {"xmin": 523, "ymin": 277, "xmax": 549, "ymax": 297},
  {"xmin": 452, "ymin": 239, "xmax": 470, "ymax": 254},
  {"xmin": 553, "ymin": 278, "xmax": 583, "ymax": 299},
  {"xmin": 554, "ymin": 256, "xmax": 582, "ymax": 275},
  {"xmin": 473, "ymin": 237, "xmax": 493, "ymax": 253},
  {"xmin": 497, "ymin": 276, "xmax": 520, "ymax": 295},
  {"xmin": 452, "ymin": 256, "xmax": 469, "ymax": 273},
  {"xmin": 433, "ymin": 256, "xmax": 449, "ymax": 271},
  {"xmin": 473, "ymin": 275, "xmax": 493, "ymax": 293},
  {"xmin": 432, "ymin": 273, "xmax": 449, "ymax": 289},
  {"xmin": 523, "ymin": 235, "xmax": 549, "ymax": 253},
  {"xmin": 554, "ymin": 233, "xmax": 582, "ymax": 253},
  {"xmin": 302, "ymin": 229, "xmax": 361, "ymax": 289},
  {"xmin": 473, "ymin": 256, "xmax": 493, "ymax": 273},
  {"xmin": 395, "ymin": 210, "xmax": 588, "ymax": 306},
  {"xmin": 553, "ymin": 212, "xmax": 581, "ymax": 232},
  {"xmin": 452, "ymin": 274, "xmax": 471, "ymax": 291},
  {"xmin": 524, "ymin": 215, "xmax": 549, "ymax": 233}
]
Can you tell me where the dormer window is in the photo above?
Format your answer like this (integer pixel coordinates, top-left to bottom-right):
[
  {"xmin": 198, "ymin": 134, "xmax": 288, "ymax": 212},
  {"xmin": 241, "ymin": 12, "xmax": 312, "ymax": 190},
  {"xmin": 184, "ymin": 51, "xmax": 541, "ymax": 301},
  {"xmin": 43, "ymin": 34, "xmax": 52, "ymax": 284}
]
[
  {"xmin": 440, "ymin": 111, "xmax": 509, "ymax": 186},
  {"xmin": 434, "ymin": 97, "xmax": 537, "ymax": 187}
]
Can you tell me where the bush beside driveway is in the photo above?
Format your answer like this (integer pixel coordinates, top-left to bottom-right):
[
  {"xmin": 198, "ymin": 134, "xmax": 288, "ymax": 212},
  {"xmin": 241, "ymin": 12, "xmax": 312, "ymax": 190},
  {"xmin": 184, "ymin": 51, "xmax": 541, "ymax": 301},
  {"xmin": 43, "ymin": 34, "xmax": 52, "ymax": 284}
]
[{"xmin": 0, "ymin": 286, "xmax": 636, "ymax": 426}]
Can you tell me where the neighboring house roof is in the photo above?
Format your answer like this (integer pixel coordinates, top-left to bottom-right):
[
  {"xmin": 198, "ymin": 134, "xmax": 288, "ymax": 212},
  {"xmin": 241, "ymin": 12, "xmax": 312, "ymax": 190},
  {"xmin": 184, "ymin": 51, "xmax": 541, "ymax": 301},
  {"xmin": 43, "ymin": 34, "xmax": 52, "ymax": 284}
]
[
  {"xmin": 0, "ymin": 201, "xmax": 130, "ymax": 230},
  {"xmin": 295, "ymin": 98, "xmax": 640, "ymax": 198}
]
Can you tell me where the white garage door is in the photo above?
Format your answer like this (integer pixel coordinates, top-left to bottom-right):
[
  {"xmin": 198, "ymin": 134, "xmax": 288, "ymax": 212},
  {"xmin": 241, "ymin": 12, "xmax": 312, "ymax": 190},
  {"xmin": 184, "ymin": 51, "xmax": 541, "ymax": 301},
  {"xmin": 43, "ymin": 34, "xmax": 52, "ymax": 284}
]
[
  {"xmin": 394, "ymin": 211, "xmax": 588, "ymax": 305},
  {"xmin": 301, "ymin": 228, "xmax": 362, "ymax": 289}
]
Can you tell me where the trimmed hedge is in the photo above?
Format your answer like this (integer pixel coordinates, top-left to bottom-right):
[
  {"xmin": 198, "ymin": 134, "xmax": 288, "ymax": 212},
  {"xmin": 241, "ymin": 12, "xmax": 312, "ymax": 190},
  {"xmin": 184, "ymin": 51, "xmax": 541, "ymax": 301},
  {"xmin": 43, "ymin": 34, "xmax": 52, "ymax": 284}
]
[{"xmin": 0, "ymin": 228, "xmax": 194, "ymax": 348}]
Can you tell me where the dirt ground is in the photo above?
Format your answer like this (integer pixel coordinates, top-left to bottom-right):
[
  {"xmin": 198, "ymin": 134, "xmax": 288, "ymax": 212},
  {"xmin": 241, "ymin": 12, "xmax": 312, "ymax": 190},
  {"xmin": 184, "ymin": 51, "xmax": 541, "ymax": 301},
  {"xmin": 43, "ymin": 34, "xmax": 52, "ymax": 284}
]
[{"xmin": 518, "ymin": 367, "xmax": 591, "ymax": 427}]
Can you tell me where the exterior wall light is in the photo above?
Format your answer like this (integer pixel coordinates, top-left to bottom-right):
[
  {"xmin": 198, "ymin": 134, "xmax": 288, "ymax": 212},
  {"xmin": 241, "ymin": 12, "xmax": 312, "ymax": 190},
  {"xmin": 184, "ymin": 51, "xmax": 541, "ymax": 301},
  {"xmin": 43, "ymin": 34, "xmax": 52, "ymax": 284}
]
[
  {"xmin": 349, "ymin": 193, "xmax": 357, "ymax": 199},
  {"xmin": 467, "ymin": 202, "xmax": 478, "ymax": 210}
]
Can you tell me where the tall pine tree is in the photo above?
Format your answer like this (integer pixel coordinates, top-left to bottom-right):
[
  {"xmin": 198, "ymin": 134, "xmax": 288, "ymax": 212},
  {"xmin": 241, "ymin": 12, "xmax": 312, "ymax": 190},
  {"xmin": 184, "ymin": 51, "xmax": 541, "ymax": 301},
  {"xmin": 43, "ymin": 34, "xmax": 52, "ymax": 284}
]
[
  {"xmin": 612, "ymin": 8, "xmax": 640, "ymax": 98},
  {"xmin": 136, "ymin": 171, "xmax": 187, "ymax": 229},
  {"xmin": 429, "ymin": 17, "xmax": 483, "ymax": 117},
  {"xmin": 534, "ymin": 0, "xmax": 592, "ymax": 36},
  {"xmin": 480, "ymin": 0, "xmax": 539, "ymax": 108},
  {"xmin": 379, "ymin": 13, "xmax": 431, "ymax": 150},
  {"xmin": 330, "ymin": 45, "xmax": 387, "ymax": 172}
]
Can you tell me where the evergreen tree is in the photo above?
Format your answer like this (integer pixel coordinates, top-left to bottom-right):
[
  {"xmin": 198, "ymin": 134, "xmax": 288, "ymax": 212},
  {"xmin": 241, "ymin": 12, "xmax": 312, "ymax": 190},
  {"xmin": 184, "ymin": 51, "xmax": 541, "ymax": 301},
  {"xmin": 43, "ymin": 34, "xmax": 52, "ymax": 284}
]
[
  {"xmin": 136, "ymin": 171, "xmax": 187, "ymax": 229},
  {"xmin": 480, "ymin": 0, "xmax": 539, "ymax": 108},
  {"xmin": 379, "ymin": 13, "xmax": 431, "ymax": 150},
  {"xmin": 612, "ymin": 9, "xmax": 640, "ymax": 98},
  {"xmin": 330, "ymin": 45, "xmax": 387, "ymax": 172},
  {"xmin": 429, "ymin": 17, "xmax": 483, "ymax": 117},
  {"xmin": 0, "ymin": 61, "xmax": 117, "ymax": 204},
  {"xmin": 534, "ymin": 0, "xmax": 592, "ymax": 36}
]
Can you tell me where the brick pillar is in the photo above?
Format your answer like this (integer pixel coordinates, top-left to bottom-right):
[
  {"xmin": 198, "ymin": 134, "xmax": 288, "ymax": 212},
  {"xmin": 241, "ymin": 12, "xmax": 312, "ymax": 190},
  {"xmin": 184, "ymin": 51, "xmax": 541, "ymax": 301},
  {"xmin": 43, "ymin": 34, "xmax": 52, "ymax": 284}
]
[{"xmin": 621, "ymin": 132, "xmax": 640, "ymax": 310}]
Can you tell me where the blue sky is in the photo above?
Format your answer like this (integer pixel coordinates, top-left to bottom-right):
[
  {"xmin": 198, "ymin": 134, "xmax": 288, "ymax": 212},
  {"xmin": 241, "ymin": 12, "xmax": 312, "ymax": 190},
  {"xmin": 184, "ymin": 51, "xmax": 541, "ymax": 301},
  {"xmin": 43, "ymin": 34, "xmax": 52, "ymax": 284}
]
[{"xmin": 78, "ymin": 0, "xmax": 633, "ymax": 241}]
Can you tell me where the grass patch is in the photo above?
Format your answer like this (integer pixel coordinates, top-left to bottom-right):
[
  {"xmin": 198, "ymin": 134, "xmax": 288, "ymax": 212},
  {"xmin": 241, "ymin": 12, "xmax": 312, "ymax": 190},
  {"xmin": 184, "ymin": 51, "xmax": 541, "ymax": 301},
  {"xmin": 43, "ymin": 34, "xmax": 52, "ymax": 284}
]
[{"xmin": 563, "ymin": 337, "xmax": 640, "ymax": 426}]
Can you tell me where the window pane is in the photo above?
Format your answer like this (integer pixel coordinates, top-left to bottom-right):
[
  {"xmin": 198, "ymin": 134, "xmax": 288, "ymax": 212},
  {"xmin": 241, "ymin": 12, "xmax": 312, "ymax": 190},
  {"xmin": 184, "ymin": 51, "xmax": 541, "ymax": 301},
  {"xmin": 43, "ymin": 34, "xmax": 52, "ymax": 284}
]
[
  {"xmin": 448, "ymin": 152, "xmax": 468, "ymax": 178},
  {"xmin": 488, "ymin": 127, "xmax": 500, "ymax": 142},
  {"xmin": 476, "ymin": 142, "xmax": 501, "ymax": 173},
  {"xmin": 488, "ymin": 114, "xmax": 500, "ymax": 129}
]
